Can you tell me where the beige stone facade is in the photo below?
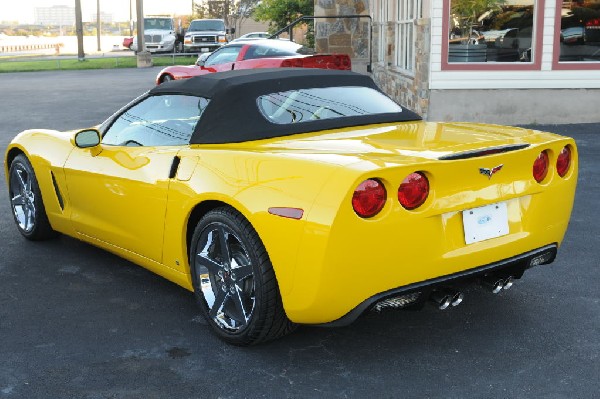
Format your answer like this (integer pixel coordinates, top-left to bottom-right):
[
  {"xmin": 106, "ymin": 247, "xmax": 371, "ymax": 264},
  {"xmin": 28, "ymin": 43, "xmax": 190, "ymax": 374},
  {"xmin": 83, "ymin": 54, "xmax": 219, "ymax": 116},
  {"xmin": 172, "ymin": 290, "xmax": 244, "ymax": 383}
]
[
  {"xmin": 315, "ymin": 0, "xmax": 431, "ymax": 117},
  {"xmin": 371, "ymin": 18, "xmax": 430, "ymax": 117},
  {"xmin": 314, "ymin": 0, "xmax": 371, "ymax": 60}
]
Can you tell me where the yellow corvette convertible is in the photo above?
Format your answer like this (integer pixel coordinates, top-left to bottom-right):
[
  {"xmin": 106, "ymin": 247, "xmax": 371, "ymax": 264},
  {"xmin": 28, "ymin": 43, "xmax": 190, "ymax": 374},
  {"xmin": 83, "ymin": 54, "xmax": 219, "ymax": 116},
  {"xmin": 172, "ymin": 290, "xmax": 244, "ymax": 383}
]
[{"xmin": 4, "ymin": 69, "xmax": 577, "ymax": 345}]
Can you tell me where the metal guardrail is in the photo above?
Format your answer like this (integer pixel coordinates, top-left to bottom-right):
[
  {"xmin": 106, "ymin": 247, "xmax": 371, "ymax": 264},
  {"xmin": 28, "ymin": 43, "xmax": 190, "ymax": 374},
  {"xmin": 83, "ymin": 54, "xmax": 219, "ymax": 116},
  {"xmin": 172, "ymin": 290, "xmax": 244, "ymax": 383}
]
[
  {"xmin": 270, "ymin": 15, "xmax": 373, "ymax": 73},
  {"xmin": 0, "ymin": 42, "xmax": 63, "ymax": 53}
]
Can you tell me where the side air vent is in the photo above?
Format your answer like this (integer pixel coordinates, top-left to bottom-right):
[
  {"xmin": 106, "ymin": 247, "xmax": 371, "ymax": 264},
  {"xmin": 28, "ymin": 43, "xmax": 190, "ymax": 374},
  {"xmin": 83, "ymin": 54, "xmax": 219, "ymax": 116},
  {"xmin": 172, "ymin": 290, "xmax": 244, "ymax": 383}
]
[
  {"xmin": 51, "ymin": 172, "xmax": 64, "ymax": 210},
  {"xmin": 439, "ymin": 144, "xmax": 530, "ymax": 161}
]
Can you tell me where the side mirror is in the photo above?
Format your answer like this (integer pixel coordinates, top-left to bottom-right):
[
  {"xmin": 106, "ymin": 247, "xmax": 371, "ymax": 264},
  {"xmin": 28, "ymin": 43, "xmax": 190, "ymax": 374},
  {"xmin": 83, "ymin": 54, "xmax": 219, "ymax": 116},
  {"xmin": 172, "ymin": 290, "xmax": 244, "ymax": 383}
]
[
  {"xmin": 196, "ymin": 52, "xmax": 210, "ymax": 66},
  {"xmin": 227, "ymin": 28, "xmax": 236, "ymax": 35},
  {"xmin": 74, "ymin": 129, "xmax": 101, "ymax": 148}
]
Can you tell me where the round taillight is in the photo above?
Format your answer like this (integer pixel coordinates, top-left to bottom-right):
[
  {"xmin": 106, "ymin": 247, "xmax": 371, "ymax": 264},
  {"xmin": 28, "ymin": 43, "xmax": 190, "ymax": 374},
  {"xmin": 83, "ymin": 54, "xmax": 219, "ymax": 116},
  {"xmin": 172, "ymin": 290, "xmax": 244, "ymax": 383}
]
[
  {"xmin": 398, "ymin": 172, "xmax": 429, "ymax": 210},
  {"xmin": 556, "ymin": 146, "xmax": 572, "ymax": 178},
  {"xmin": 533, "ymin": 151, "xmax": 549, "ymax": 183},
  {"xmin": 352, "ymin": 179, "xmax": 387, "ymax": 218}
]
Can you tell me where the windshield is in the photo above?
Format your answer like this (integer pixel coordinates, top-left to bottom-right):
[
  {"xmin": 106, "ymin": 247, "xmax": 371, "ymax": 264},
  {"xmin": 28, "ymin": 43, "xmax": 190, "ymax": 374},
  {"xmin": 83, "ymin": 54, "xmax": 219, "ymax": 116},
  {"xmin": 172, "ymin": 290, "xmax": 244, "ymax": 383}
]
[
  {"xmin": 188, "ymin": 20, "xmax": 225, "ymax": 32},
  {"xmin": 144, "ymin": 18, "xmax": 173, "ymax": 31}
]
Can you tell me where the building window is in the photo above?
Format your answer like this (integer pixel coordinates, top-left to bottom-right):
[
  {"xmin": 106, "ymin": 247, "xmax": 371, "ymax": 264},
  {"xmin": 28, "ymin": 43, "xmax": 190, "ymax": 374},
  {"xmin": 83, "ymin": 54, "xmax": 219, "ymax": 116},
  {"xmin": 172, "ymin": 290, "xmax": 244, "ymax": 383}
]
[
  {"xmin": 557, "ymin": 0, "xmax": 600, "ymax": 63},
  {"xmin": 395, "ymin": 0, "xmax": 422, "ymax": 71},
  {"xmin": 446, "ymin": 0, "xmax": 539, "ymax": 65},
  {"xmin": 376, "ymin": 0, "xmax": 388, "ymax": 63}
]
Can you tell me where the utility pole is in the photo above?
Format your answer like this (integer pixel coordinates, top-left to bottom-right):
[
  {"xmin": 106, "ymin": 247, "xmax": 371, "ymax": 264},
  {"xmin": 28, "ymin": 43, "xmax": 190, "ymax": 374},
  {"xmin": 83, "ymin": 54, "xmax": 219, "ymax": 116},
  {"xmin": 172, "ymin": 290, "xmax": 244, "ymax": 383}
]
[
  {"xmin": 136, "ymin": 0, "xmax": 152, "ymax": 67},
  {"xmin": 74, "ymin": 0, "xmax": 85, "ymax": 61},
  {"xmin": 96, "ymin": 0, "xmax": 101, "ymax": 52},
  {"xmin": 129, "ymin": 0, "xmax": 133, "ymax": 36}
]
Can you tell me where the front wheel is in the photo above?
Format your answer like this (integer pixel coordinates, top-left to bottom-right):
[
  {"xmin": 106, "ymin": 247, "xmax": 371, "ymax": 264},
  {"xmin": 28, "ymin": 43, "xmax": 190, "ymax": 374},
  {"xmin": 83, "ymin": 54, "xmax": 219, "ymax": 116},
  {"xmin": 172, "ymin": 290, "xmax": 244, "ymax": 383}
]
[
  {"xmin": 190, "ymin": 207, "xmax": 295, "ymax": 345},
  {"xmin": 8, "ymin": 154, "xmax": 57, "ymax": 240}
]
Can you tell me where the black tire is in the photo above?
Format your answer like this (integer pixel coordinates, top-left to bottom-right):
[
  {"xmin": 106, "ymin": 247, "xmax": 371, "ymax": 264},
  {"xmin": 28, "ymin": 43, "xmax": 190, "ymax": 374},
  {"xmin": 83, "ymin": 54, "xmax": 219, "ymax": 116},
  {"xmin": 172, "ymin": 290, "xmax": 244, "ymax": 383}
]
[
  {"xmin": 8, "ymin": 154, "xmax": 57, "ymax": 240},
  {"xmin": 160, "ymin": 74, "xmax": 173, "ymax": 84},
  {"xmin": 190, "ymin": 207, "xmax": 295, "ymax": 345}
]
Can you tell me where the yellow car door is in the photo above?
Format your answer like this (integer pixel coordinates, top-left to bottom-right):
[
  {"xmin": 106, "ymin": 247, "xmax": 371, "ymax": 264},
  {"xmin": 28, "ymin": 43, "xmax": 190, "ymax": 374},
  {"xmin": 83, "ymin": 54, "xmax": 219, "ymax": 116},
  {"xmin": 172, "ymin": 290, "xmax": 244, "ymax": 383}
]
[
  {"xmin": 63, "ymin": 145, "xmax": 177, "ymax": 262},
  {"xmin": 63, "ymin": 93, "xmax": 207, "ymax": 263}
]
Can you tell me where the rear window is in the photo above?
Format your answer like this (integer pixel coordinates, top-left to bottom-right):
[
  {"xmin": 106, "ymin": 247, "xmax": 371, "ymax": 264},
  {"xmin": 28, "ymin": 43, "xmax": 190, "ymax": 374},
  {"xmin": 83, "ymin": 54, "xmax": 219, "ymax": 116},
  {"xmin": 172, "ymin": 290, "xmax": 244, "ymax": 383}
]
[{"xmin": 257, "ymin": 86, "xmax": 403, "ymax": 125}]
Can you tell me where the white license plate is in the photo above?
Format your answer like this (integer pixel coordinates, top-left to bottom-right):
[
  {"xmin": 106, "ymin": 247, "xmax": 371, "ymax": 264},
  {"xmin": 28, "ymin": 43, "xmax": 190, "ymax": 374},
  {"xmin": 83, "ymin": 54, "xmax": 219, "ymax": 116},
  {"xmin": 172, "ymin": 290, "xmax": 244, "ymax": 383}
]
[
  {"xmin": 462, "ymin": 202, "xmax": 509, "ymax": 244},
  {"xmin": 200, "ymin": 48, "xmax": 209, "ymax": 52}
]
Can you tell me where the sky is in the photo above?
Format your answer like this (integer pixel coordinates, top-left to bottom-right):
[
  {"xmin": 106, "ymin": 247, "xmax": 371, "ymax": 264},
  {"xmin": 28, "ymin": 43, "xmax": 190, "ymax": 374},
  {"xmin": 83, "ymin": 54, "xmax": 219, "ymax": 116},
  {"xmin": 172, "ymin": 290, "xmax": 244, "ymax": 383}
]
[{"xmin": 2, "ymin": 0, "xmax": 194, "ymax": 24}]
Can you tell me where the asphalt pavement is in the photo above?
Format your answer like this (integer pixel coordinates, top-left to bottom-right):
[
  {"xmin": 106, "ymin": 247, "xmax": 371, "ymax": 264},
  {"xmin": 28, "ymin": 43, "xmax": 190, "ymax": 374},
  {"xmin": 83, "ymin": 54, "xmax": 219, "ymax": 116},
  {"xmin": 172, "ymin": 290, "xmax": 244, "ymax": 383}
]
[{"xmin": 0, "ymin": 69, "xmax": 598, "ymax": 398}]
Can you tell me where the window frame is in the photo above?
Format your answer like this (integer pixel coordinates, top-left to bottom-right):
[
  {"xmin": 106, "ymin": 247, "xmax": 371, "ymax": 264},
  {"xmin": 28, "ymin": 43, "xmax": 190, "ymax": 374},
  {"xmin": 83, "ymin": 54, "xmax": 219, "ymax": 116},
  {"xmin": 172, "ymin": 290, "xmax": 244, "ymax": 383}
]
[
  {"xmin": 552, "ymin": 0, "xmax": 600, "ymax": 70},
  {"xmin": 440, "ymin": 0, "xmax": 545, "ymax": 71},
  {"xmin": 394, "ymin": 0, "xmax": 422, "ymax": 73},
  {"xmin": 375, "ymin": 0, "xmax": 388, "ymax": 64}
]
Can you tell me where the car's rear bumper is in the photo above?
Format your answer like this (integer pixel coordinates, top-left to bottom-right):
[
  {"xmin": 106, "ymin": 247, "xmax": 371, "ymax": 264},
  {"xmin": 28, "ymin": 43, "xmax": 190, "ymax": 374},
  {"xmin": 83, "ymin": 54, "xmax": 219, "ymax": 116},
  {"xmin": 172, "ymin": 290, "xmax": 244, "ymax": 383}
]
[{"xmin": 319, "ymin": 244, "xmax": 557, "ymax": 327}]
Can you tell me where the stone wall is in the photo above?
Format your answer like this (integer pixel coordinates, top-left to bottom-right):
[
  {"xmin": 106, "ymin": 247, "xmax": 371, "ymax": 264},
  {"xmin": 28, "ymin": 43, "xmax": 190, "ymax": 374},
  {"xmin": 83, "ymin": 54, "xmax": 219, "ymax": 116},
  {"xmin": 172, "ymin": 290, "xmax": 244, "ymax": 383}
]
[
  {"xmin": 314, "ymin": 0, "xmax": 370, "ymax": 60},
  {"xmin": 372, "ymin": 18, "xmax": 431, "ymax": 118},
  {"xmin": 315, "ymin": 1, "xmax": 432, "ymax": 117}
]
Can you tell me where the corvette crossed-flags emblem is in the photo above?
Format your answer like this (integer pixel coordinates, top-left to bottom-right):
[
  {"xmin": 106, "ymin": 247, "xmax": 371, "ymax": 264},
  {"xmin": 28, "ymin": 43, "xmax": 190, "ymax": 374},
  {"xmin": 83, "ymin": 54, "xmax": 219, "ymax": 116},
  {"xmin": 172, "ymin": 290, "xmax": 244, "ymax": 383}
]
[{"xmin": 479, "ymin": 164, "xmax": 504, "ymax": 179}]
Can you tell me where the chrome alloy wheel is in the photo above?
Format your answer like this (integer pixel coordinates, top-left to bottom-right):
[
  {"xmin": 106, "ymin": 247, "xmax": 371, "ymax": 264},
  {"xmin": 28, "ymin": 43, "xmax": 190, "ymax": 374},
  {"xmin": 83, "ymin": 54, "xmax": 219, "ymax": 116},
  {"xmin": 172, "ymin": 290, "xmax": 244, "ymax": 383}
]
[
  {"xmin": 9, "ymin": 163, "xmax": 37, "ymax": 233},
  {"xmin": 194, "ymin": 223, "xmax": 256, "ymax": 332}
]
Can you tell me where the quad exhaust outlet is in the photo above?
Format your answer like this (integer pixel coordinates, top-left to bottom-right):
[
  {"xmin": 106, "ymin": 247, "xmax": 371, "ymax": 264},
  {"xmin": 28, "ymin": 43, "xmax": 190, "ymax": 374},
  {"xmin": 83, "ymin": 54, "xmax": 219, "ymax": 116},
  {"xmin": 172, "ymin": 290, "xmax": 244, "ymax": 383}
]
[
  {"xmin": 481, "ymin": 274, "xmax": 515, "ymax": 294},
  {"xmin": 429, "ymin": 289, "xmax": 464, "ymax": 310}
]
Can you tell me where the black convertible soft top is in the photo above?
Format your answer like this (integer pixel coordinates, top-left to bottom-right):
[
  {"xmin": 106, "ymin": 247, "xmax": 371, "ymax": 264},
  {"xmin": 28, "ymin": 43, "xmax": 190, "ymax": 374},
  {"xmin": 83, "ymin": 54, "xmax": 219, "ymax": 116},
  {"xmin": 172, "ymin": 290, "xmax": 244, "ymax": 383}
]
[{"xmin": 149, "ymin": 68, "xmax": 421, "ymax": 145}]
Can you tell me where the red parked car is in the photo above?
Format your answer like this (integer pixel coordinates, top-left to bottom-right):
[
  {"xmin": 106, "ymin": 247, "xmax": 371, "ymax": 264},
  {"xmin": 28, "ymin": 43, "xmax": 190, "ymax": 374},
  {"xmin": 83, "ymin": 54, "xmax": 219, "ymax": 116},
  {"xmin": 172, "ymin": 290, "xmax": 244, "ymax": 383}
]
[
  {"xmin": 122, "ymin": 37, "xmax": 133, "ymax": 50},
  {"xmin": 155, "ymin": 39, "xmax": 351, "ymax": 84}
]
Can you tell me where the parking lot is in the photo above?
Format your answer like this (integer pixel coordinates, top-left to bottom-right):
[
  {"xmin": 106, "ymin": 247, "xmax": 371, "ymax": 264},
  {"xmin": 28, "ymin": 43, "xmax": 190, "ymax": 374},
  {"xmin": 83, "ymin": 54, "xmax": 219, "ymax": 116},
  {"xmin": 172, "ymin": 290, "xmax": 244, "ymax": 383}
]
[{"xmin": 0, "ymin": 69, "xmax": 598, "ymax": 398}]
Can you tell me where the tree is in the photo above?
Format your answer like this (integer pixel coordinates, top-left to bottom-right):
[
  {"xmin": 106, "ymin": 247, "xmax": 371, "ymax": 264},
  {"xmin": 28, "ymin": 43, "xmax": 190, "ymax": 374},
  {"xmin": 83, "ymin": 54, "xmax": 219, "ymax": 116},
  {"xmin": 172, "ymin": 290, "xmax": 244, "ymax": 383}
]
[
  {"xmin": 194, "ymin": 0, "xmax": 261, "ymax": 35},
  {"xmin": 451, "ymin": 0, "xmax": 506, "ymax": 42},
  {"xmin": 253, "ymin": 0, "xmax": 313, "ymax": 32},
  {"xmin": 194, "ymin": 0, "xmax": 229, "ymax": 20},
  {"xmin": 229, "ymin": 0, "xmax": 262, "ymax": 35}
]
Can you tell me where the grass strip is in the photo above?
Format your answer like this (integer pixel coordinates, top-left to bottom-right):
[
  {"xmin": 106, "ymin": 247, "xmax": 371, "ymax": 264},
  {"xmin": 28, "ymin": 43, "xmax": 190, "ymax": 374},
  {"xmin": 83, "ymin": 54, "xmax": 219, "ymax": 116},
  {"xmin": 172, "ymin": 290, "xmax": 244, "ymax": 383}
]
[{"xmin": 0, "ymin": 55, "xmax": 196, "ymax": 73}]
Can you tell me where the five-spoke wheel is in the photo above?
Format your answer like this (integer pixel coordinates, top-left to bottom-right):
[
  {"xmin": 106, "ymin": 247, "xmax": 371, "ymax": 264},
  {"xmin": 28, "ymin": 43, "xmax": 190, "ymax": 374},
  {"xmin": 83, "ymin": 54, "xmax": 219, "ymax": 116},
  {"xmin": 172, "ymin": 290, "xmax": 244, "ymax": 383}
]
[
  {"xmin": 8, "ymin": 154, "xmax": 56, "ymax": 240},
  {"xmin": 190, "ymin": 207, "xmax": 295, "ymax": 345},
  {"xmin": 195, "ymin": 222, "xmax": 256, "ymax": 332}
]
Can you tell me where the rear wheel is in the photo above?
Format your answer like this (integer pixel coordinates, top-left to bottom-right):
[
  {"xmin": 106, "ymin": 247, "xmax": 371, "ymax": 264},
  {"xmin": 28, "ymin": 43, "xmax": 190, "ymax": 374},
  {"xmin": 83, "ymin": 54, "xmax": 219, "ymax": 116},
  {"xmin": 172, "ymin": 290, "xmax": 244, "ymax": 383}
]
[
  {"xmin": 8, "ymin": 154, "xmax": 57, "ymax": 240},
  {"xmin": 190, "ymin": 207, "xmax": 295, "ymax": 345},
  {"xmin": 160, "ymin": 74, "xmax": 173, "ymax": 84}
]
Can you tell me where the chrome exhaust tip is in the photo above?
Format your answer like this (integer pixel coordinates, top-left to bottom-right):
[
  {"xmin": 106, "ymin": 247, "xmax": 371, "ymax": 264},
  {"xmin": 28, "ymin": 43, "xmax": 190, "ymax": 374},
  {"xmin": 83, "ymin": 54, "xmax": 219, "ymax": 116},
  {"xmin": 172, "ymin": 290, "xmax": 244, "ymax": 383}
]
[
  {"xmin": 502, "ymin": 276, "xmax": 514, "ymax": 290},
  {"xmin": 429, "ymin": 291, "xmax": 452, "ymax": 310},
  {"xmin": 481, "ymin": 275, "xmax": 505, "ymax": 294},
  {"xmin": 450, "ymin": 291, "xmax": 464, "ymax": 307}
]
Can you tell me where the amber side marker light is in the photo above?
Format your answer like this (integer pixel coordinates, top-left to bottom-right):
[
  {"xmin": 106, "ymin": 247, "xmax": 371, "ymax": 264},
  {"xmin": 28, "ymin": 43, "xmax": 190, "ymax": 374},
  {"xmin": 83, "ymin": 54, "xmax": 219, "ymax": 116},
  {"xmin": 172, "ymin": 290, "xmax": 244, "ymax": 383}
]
[
  {"xmin": 398, "ymin": 172, "xmax": 429, "ymax": 210},
  {"xmin": 556, "ymin": 146, "xmax": 572, "ymax": 178},
  {"xmin": 533, "ymin": 151, "xmax": 549, "ymax": 183},
  {"xmin": 352, "ymin": 179, "xmax": 387, "ymax": 218}
]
